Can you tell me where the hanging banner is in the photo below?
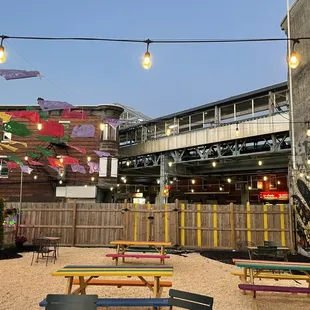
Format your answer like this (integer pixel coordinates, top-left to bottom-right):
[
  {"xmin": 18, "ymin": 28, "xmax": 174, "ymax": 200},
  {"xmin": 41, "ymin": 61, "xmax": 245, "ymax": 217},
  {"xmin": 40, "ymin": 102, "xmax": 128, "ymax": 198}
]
[
  {"xmin": 60, "ymin": 155, "xmax": 79, "ymax": 165},
  {"xmin": 4, "ymin": 161, "xmax": 19, "ymax": 169},
  {"xmin": 0, "ymin": 69, "xmax": 40, "ymax": 80},
  {"xmin": 71, "ymin": 125, "xmax": 95, "ymax": 138},
  {"xmin": 88, "ymin": 162, "xmax": 99, "ymax": 173},
  {"xmin": 7, "ymin": 140, "xmax": 27, "ymax": 148},
  {"xmin": 7, "ymin": 111, "xmax": 40, "ymax": 124},
  {"xmin": 0, "ymin": 112, "xmax": 12, "ymax": 122},
  {"xmin": 36, "ymin": 135, "xmax": 59, "ymax": 144},
  {"xmin": 37, "ymin": 98, "xmax": 73, "ymax": 111},
  {"xmin": 3, "ymin": 121, "xmax": 32, "ymax": 137},
  {"xmin": 38, "ymin": 120, "xmax": 64, "ymax": 137},
  {"xmin": 7, "ymin": 155, "xmax": 23, "ymax": 165},
  {"xmin": 0, "ymin": 143, "xmax": 18, "ymax": 152},
  {"xmin": 20, "ymin": 165, "xmax": 33, "ymax": 174},
  {"xmin": 47, "ymin": 157, "xmax": 63, "ymax": 168},
  {"xmin": 37, "ymin": 146, "xmax": 53, "ymax": 157},
  {"xmin": 61, "ymin": 109, "xmax": 87, "ymax": 119},
  {"xmin": 26, "ymin": 106, "xmax": 48, "ymax": 120},
  {"xmin": 28, "ymin": 159, "xmax": 44, "ymax": 166},
  {"xmin": 101, "ymin": 117, "xmax": 126, "ymax": 129},
  {"xmin": 259, "ymin": 191, "xmax": 289, "ymax": 201},
  {"xmin": 71, "ymin": 164, "xmax": 86, "ymax": 174},
  {"xmin": 67, "ymin": 144, "xmax": 86, "ymax": 155},
  {"xmin": 93, "ymin": 150, "xmax": 110, "ymax": 157}
]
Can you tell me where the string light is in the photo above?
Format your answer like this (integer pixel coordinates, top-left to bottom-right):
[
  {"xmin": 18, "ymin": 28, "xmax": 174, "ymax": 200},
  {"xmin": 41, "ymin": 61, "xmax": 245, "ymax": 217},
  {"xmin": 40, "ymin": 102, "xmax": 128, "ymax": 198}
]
[
  {"xmin": 84, "ymin": 184, "xmax": 88, "ymax": 188},
  {"xmin": 142, "ymin": 39, "xmax": 152, "ymax": 69},
  {"xmin": 59, "ymin": 157, "xmax": 64, "ymax": 163},
  {"xmin": 37, "ymin": 123, "xmax": 42, "ymax": 130},
  {"xmin": 24, "ymin": 156, "xmax": 28, "ymax": 161},
  {"xmin": 263, "ymin": 176, "xmax": 268, "ymax": 181},
  {"xmin": 34, "ymin": 175, "xmax": 37, "ymax": 180},
  {"xmin": 169, "ymin": 180, "xmax": 173, "ymax": 184},
  {"xmin": 87, "ymin": 156, "xmax": 91, "ymax": 162},
  {"xmin": 227, "ymin": 178, "xmax": 231, "ymax": 183},
  {"xmin": 219, "ymin": 186, "xmax": 223, "ymax": 191},
  {"xmin": 288, "ymin": 39, "xmax": 300, "ymax": 69},
  {"xmin": 168, "ymin": 162, "xmax": 173, "ymax": 167},
  {"xmin": 137, "ymin": 189, "xmax": 140, "ymax": 192},
  {"xmin": 117, "ymin": 184, "xmax": 120, "ymax": 187},
  {"xmin": 191, "ymin": 179, "xmax": 196, "ymax": 184},
  {"xmin": 110, "ymin": 187, "xmax": 114, "ymax": 191},
  {"xmin": 212, "ymin": 161, "xmax": 216, "ymax": 167},
  {"xmin": 191, "ymin": 189, "xmax": 194, "ymax": 193},
  {"xmin": 91, "ymin": 177, "xmax": 95, "ymax": 182},
  {"xmin": 307, "ymin": 122, "xmax": 310, "ymax": 137},
  {"xmin": 157, "ymin": 179, "xmax": 160, "ymax": 184},
  {"xmin": 248, "ymin": 186, "xmax": 252, "ymax": 190},
  {"xmin": 166, "ymin": 128, "xmax": 171, "ymax": 136},
  {"xmin": 126, "ymin": 160, "xmax": 130, "ymax": 166},
  {"xmin": 59, "ymin": 180, "xmax": 63, "ymax": 184},
  {"xmin": 0, "ymin": 36, "xmax": 6, "ymax": 63},
  {"xmin": 258, "ymin": 160, "xmax": 263, "ymax": 166},
  {"xmin": 277, "ymin": 180, "xmax": 281, "ymax": 185}
]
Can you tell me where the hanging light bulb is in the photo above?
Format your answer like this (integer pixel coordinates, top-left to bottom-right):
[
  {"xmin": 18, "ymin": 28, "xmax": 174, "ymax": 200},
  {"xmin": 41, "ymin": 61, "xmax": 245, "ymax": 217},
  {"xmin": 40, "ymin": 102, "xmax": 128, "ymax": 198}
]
[
  {"xmin": 219, "ymin": 186, "xmax": 223, "ymax": 191},
  {"xmin": 248, "ymin": 186, "xmax": 252, "ymax": 190},
  {"xmin": 212, "ymin": 161, "xmax": 216, "ymax": 167},
  {"xmin": 110, "ymin": 187, "xmax": 114, "ymax": 191},
  {"xmin": 191, "ymin": 189, "xmax": 194, "ymax": 193},
  {"xmin": 142, "ymin": 39, "xmax": 152, "ymax": 69},
  {"xmin": 258, "ymin": 160, "xmax": 263, "ymax": 166},
  {"xmin": 235, "ymin": 123, "xmax": 240, "ymax": 137},
  {"xmin": 166, "ymin": 128, "xmax": 171, "ymax": 136},
  {"xmin": 169, "ymin": 180, "xmax": 173, "ymax": 184},
  {"xmin": 87, "ymin": 156, "xmax": 91, "ymax": 162},
  {"xmin": 24, "ymin": 156, "xmax": 28, "ymax": 161},
  {"xmin": 37, "ymin": 123, "xmax": 42, "ymax": 130},
  {"xmin": 288, "ymin": 39, "xmax": 300, "ymax": 69},
  {"xmin": 277, "ymin": 180, "xmax": 281, "ymax": 185},
  {"xmin": 59, "ymin": 180, "xmax": 63, "ymax": 184},
  {"xmin": 34, "ymin": 175, "xmax": 37, "ymax": 180},
  {"xmin": 191, "ymin": 179, "xmax": 196, "ymax": 184},
  {"xmin": 227, "ymin": 178, "xmax": 231, "ymax": 183},
  {"xmin": 84, "ymin": 184, "xmax": 88, "ymax": 188},
  {"xmin": 156, "ymin": 179, "xmax": 160, "ymax": 184},
  {"xmin": 126, "ymin": 160, "xmax": 130, "ymax": 166},
  {"xmin": 168, "ymin": 162, "xmax": 173, "ymax": 167},
  {"xmin": 91, "ymin": 177, "xmax": 95, "ymax": 182},
  {"xmin": 300, "ymin": 172, "xmax": 304, "ymax": 178},
  {"xmin": 117, "ymin": 184, "xmax": 120, "ymax": 187},
  {"xmin": 59, "ymin": 157, "xmax": 64, "ymax": 163},
  {"xmin": 137, "ymin": 189, "xmax": 140, "ymax": 192},
  {"xmin": 263, "ymin": 176, "xmax": 268, "ymax": 181},
  {"xmin": 100, "ymin": 123, "xmax": 105, "ymax": 131},
  {"xmin": 0, "ymin": 37, "xmax": 6, "ymax": 64}
]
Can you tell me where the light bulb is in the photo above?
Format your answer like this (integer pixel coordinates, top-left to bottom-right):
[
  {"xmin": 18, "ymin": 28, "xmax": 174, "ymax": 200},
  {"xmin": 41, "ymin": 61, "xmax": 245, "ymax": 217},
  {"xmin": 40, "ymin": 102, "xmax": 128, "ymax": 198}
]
[
  {"xmin": 169, "ymin": 180, "xmax": 173, "ymax": 184},
  {"xmin": 300, "ymin": 173, "xmax": 304, "ymax": 178},
  {"xmin": 168, "ymin": 162, "xmax": 173, "ymax": 167},
  {"xmin": 191, "ymin": 189, "xmax": 194, "ymax": 193},
  {"xmin": 126, "ymin": 160, "xmax": 130, "ymax": 166},
  {"xmin": 258, "ymin": 160, "xmax": 263, "ymax": 166},
  {"xmin": 84, "ymin": 184, "xmax": 88, "ymax": 188},
  {"xmin": 277, "ymin": 180, "xmax": 281, "ymax": 185},
  {"xmin": 248, "ymin": 186, "xmax": 252, "ymax": 190},
  {"xmin": 37, "ymin": 123, "xmax": 42, "ymax": 130},
  {"xmin": 307, "ymin": 159, "xmax": 310, "ymax": 165},
  {"xmin": 212, "ymin": 161, "xmax": 216, "ymax": 167},
  {"xmin": 219, "ymin": 186, "xmax": 223, "ymax": 191},
  {"xmin": 0, "ymin": 46, "xmax": 6, "ymax": 64},
  {"xmin": 157, "ymin": 179, "xmax": 160, "ymax": 184},
  {"xmin": 59, "ymin": 158, "xmax": 64, "ymax": 163},
  {"xmin": 142, "ymin": 51, "xmax": 152, "ymax": 69},
  {"xmin": 227, "ymin": 178, "xmax": 231, "ymax": 183},
  {"xmin": 87, "ymin": 156, "xmax": 91, "ymax": 162},
  {"xmin": 236, "ymin": 127, "xmax": 240, "ymax": 137},
  {"xmin": 166, "ymin": 128, "xmax": 171, "ymax": 136},
  {"xmin": 137, "ymin": 189, "xmax": 140, "ymax": 192},
  {"xmin": 117, "ymin": 184, "xmax": 120, "ymax": 187},
  {"xmin": 34, "ymin": 175, "xmax": 37, "ymax": 180},
  {"xmin": 91, "ymin": 177, "xmax": 95, "ymax": 182},
  {"xmin": 191, "ymin": 179, "xmax": 195, "ymax": 184},
  {"xmin": 100, "ymin": 123, "xmax": 105, "ymax": 131},
  {"xmin": 24, "ymin": 156, "xmax": 28, "ymax": 161},
  {"xmin": 263, "ymin": 176, "xmax": 268, "ymax": 181},
  {"xmin": 307, "ymin": 128, "xmax": 310, "ymax": 137},
  {"xmin": 288, "ymin": 52, "xmax": 300, "ymax": 69},
  {"xmin": 59, "ymin": 180, "xmax": 63, "ymax": 184},
  {"xmin": 110, "ymin": 187, "xmax": 114, "ymax": 191},
  {"xmin": 123, "ymin": 179, "xmax": 127, "ymax": 183}
]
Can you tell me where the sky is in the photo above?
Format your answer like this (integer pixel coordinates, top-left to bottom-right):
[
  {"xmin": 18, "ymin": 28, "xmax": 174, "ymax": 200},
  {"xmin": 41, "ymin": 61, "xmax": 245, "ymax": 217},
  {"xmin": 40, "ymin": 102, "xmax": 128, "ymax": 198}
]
[{"xmin": 0, "ymin": 0, "xmax": 293, "ymax": 118}]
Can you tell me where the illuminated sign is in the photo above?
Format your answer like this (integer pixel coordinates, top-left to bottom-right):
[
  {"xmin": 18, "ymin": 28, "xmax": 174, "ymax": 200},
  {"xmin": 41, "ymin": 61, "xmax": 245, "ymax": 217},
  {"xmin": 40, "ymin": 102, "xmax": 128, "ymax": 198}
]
[{"xmin": 259, "ymin": 191, "xmax": 289, "ymax": 201}]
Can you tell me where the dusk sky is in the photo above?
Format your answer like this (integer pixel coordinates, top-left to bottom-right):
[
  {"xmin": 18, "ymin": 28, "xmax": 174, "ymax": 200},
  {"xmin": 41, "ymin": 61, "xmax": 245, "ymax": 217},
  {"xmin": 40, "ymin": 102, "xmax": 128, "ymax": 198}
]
[{"xmin": 0, "ymin": 1, "xmax": 293, "ymax": 118}]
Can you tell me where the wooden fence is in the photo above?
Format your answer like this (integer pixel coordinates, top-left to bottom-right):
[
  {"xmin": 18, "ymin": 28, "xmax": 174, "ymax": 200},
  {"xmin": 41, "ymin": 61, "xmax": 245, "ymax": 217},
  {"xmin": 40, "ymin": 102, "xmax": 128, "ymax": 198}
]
[{"xmin": 4, "ymin": 201, "xmax": 292, "ymax": 249}]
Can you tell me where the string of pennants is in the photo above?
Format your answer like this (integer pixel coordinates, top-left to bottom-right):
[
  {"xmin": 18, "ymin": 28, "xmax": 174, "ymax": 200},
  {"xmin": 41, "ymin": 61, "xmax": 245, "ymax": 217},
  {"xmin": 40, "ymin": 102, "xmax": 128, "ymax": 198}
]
[{"xmin": 0, "ymin": 71, "xmax": 127, "ymax": 176}]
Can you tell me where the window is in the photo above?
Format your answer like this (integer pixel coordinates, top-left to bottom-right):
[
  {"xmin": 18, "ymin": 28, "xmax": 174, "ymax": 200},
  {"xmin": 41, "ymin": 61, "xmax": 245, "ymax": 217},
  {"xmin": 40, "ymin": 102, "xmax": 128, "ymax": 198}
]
[
  {"xmin": 111, "ymin": 158, "xmax": 118, "ymax": 177},
  {"xmin": 2, "ymin": 121, "xmax": 12, "ymax": 142},
  {"xmin": 220, "ymin": 104, "xmax": 235, "ymax": 123},
  {"xmin": 101, "ymin": 124, "xmax": 117, "ymax": 141},
  {"xmin": 191, "ymin": 113, "xmax": 203, "ymax": 130},
  {"xmin": 203, "ymin": 109, "xmax": 215, "ymax": 128},
  {"xmin": 253, "ymin": 96, "xmax": 269, "ymax": 117},
  {"xmin": 99, "ymin": 157, "xmax": 108, "ymax": 177},
  {"xmin": 179, "ymin": 116, "xmax": 189, "ymax": 133},
  {"xmin": 58, "ymin": 121, "xmax": 70, "ymax": 144},
  {"xmin": 0, "ymin": 158, "xmax": 9, "ymax": 178},
  {"xmin": 236, "ymin": 100, "xmax": 253, "ymax": 121}
]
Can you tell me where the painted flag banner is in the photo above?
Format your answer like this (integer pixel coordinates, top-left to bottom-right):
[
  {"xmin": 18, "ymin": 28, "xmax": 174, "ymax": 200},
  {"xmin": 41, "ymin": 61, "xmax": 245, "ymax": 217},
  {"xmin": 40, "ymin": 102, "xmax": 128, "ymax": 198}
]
[
  {"xmin": 101, "ymin": 118, "xmax": 126, "ymax": 129},
  {"xmin": 7, "ymin": 111, "xmax": 40, "ymax": 124},
  {"xmin": 0, "ymin": 69, "xmax": 40, "ymax": 80},
  {"xmin": 3, "ymin": 121, "xmax": 32, "ymax": 137},
  {"xmin": 88, "ymin": 161, "xmax": 99, "ymax": 173},
  {"xmin": 48, "ymin": 165, "xmax": 59, "ymax": 173},
  {"xmin": 93, "ymin": 150, "xmax": 110, "ymax": 157},
  {"xmin": 28, "ymin": 159, "xmax": 44, "ymax": 166},
  {"xmin": 48, "ymin": 157, "xmax": 63, "ymax": 168},
  {"xmin": 38, "ymin": 98, "xmax": 73, "ymax": 111},
  {"xmin": 61, "ymin": 155, "xmax": 79, "ymax": 165},
  {"xmin": 26, "ymin": 106, "xmax": 48, "ymax": 120},
  {"xmin": 71, "ymin": 164, "xmax": 86, "ymax": 174},
  {"xmin": 20, "ymin": 165, "xmax": 33, "ymax": 174},
  {"xmin": 61, "ymin": 109, "xmax": 87, "ymax": 119},
  {"xmin": 71, "ymin": 125, "xmax": 95, "ymax": 138},
  {"xmin": 38, "ymin": 120, "xmax": 65, "ymax": 137},
  {"xmin": 37, "ymin": 146, "xmax": 53, "ymax": 157},
  {"xmin": 67, "ymin": 144, "xmax": 86, "ymax": 155},
  {"xmin": 0, "ymin": 143, "xmax": 18, "ymax": 152},
  {"xmin": 7, "ymin": 140, "xmax": 27, "ymax": 147},
  {"xmin": 0, "ymin": 112, "xmax": 12, "ymax": 122},
  {"xmin": 4, "ymin": 161, "xmax": 19, "ymax": 169}
]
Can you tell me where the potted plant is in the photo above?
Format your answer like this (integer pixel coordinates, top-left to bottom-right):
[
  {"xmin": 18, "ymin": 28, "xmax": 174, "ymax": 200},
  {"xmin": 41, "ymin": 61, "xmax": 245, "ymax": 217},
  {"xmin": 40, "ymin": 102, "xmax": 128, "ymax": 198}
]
[{"xmin": 15, "ymin": 235, "xmax": 27, "ymax": 247}]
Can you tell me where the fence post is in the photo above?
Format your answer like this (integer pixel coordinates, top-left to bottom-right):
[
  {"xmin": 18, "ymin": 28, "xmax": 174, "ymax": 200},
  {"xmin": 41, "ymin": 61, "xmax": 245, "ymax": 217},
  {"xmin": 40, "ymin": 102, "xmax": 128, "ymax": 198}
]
[
  {"xmin": 229, "ymin": 203, "xmax": 236, "ymax": 249},
  {"xmin": 174, "ymin": 199, "xmax": 180, "ymax": 245},
  {"xmin": 196, "ymin": 204, "xmax": 202, "ymax": 247},
  {"xmin": 246, "ymin": 202, "xmax": 252, "ymax": 243},
  {"xmin": 180, "ymin": 204, "xmax": 185, "ymax": 246},
  {"xmin": 147, "ymin": 202, "xmax": 151, "ymax": 241},
  {"xmin": 164, "ymin": 204, "xmax": 169, "ymax": 242},
  {"xmin": 134, "ymin": 204, "xmax": 138, "ymax": 241},
  {"xmin": 263, "ymin": 204, "xmax": 268, "ymax": 241},
  {"xmin": 213, "ymin": 204, "xmax": 218, "ymax": 247},
  {"xmin": 280, "ymin": 204, "xmax": 286, "ymax": 246},
  {"xmin": 71, "ymin": 200, "xmax": 77, "ymax": 247}
]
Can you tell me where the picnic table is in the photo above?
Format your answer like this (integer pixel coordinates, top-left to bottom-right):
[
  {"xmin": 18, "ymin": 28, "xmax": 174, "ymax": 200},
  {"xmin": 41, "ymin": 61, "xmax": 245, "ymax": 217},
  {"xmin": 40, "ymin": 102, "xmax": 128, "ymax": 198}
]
[
  {"xmin": 247, "ymin": 246, "xmax": 290, "ymax": 261},
  {"xmin": 52, "ymin": 265, "xmax": 173, "ymax": 298},
  {"xmin": 108, "ymin": 240, "xmax": 172, "ymax": 265}
]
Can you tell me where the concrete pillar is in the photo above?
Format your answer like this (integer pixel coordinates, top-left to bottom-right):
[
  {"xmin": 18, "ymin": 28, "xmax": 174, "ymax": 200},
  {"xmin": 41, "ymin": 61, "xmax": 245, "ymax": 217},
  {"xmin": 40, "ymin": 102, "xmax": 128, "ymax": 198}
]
[{"xmin": 281, "ymin": 0, "xmax": 310, "ymax": 249}]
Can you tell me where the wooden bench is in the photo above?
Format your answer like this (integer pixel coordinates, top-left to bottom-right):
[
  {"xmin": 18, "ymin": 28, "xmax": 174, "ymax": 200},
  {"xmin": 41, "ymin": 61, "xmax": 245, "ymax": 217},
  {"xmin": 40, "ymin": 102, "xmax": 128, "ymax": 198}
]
[
  {"xmin": 40, "ymin": 297, "xmax": 169, "ymax": 309},
  {"xmin": 106, "ymin": 253, "xmax": 170, "ymax": 265},
  {"xmin": 231, "ymin": 271, "xmax": 310, "ymax": 281},
  {"xmin": 72, "ymin": 279, "xmax": 173, "ymax": 288}
]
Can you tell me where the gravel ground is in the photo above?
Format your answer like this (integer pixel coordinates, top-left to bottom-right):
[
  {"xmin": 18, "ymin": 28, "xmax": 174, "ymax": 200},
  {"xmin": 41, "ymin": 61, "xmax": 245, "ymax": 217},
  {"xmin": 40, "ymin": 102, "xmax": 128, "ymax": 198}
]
[{"xmin": 0, "ymin": 247, "xmax": 308, "ymax": 310}]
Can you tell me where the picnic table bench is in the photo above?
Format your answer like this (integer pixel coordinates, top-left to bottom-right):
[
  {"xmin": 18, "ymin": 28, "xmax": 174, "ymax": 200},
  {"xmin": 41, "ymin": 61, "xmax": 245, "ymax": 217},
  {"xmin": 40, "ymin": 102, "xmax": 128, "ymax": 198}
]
[
  {"xmin": 108, "ymin": 240, "xmax": 172, "ymax": 265},
  {"xmin": 52, "ymin": 264, "xmax": 173, "ymax": 298},
  {"xmin": 232, "ymin": 259, "xmax": 310, "ymax": 309}
]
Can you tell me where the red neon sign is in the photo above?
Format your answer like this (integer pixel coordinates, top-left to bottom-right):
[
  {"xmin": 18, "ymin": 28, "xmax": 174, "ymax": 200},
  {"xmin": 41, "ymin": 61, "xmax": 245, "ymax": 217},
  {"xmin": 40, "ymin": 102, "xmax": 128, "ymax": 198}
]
[{"xmin": 259, "ymin": 191, "xmax": 289, "ymax": 201}]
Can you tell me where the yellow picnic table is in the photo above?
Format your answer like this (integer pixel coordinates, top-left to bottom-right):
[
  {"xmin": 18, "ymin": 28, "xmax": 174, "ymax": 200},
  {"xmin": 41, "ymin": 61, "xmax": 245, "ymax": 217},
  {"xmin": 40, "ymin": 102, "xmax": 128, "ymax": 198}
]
[
  {"xmin": 109, "ymin": 240, "xmax": 172, "ymax": 265},
  {"xmin": 52, "ymin": 265, "xmax": 173, "ymax": 297}
]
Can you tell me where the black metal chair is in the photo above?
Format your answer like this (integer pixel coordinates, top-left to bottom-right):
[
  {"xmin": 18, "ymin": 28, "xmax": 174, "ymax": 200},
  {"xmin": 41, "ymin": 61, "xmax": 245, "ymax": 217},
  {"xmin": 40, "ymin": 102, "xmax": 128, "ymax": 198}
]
[
  {"xmin": 45, "ymin": 294, "xmax": 98, "ymax": 310},
  {"xmin": 168, "ymin": 289, "xmax": 213, "ymax": 309},
  {"xmin": 31, "ymin": 237, "xmax": 56, "ymax": 266},
  {"xmin": 263, "ymin": 240, "xmax": 280, "ymax": 247},
  {"xmin": 256, "ymin": 246, "xmax": 278, "ymax": 261}
]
